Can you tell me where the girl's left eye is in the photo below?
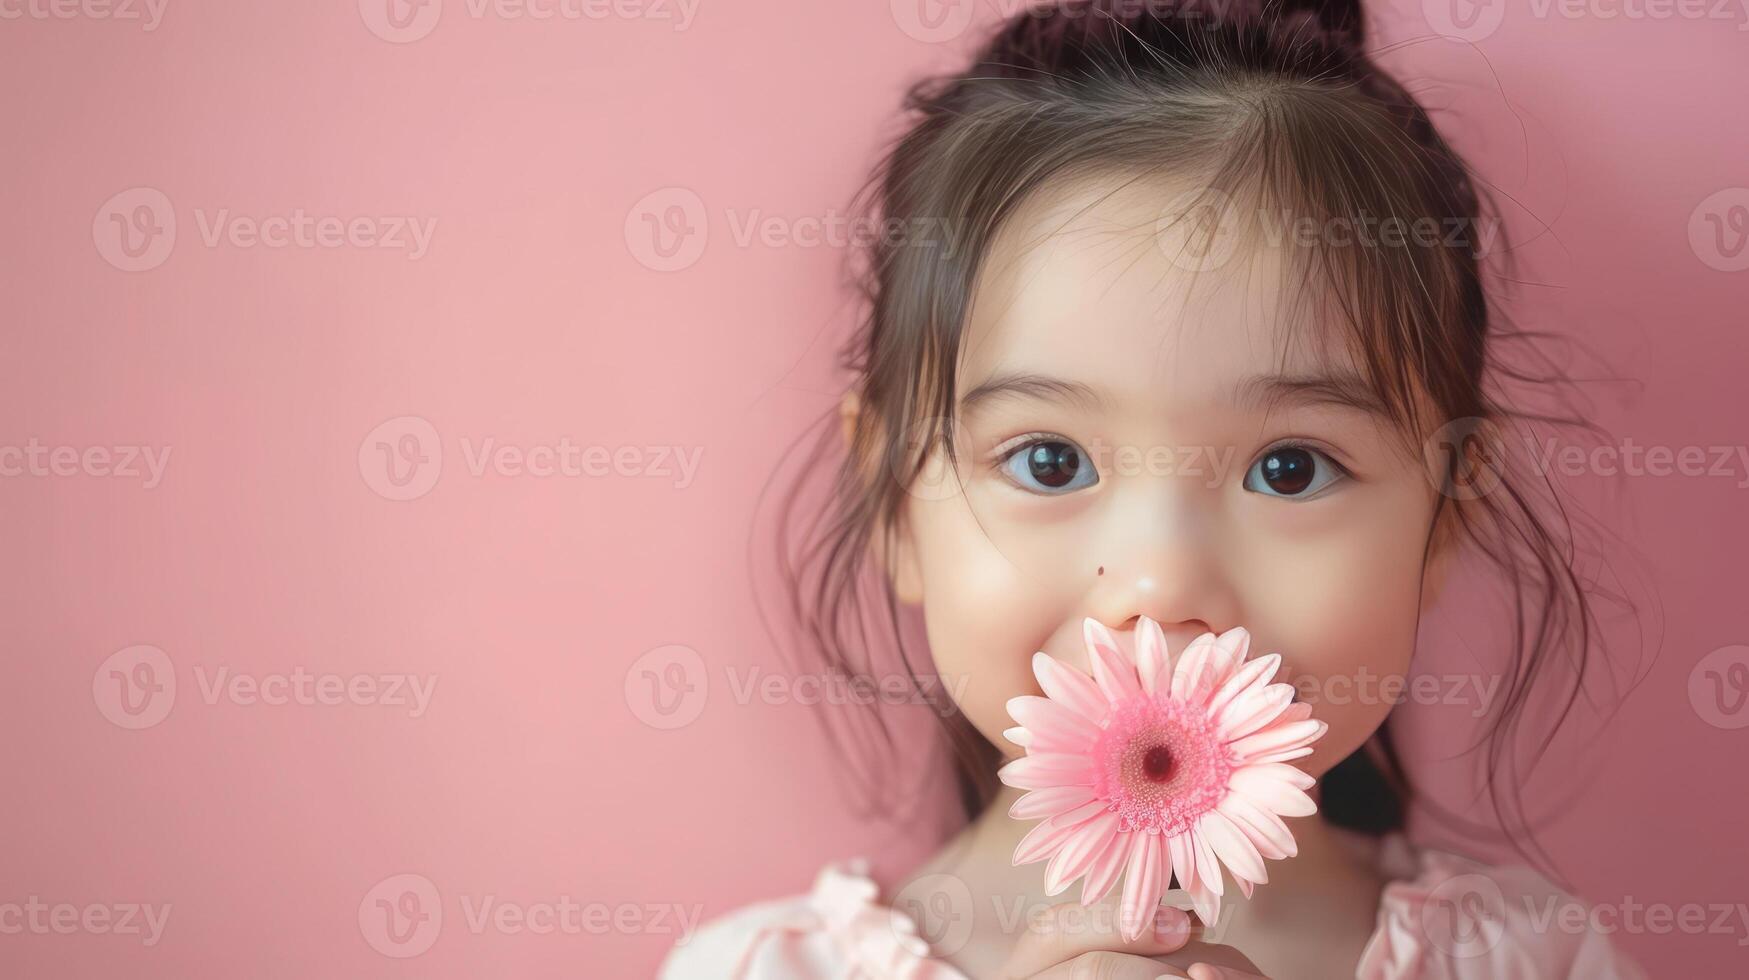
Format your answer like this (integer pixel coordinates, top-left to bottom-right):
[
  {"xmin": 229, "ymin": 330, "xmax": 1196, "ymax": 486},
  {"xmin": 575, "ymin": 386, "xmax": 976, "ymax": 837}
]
[
  {"xmin": 998, "ymin": 437, "xmax": 1099, "ymax": 494},
  {"xmin": 1243, "ymin": 444, "xmax": 1347, "ymax": 499}
]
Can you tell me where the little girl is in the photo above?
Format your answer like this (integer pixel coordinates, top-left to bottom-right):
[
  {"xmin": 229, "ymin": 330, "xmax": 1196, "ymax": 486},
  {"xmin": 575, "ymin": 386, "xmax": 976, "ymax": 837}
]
[{"xmin": 662, "ymin": 1, "xmax": 1649, "ymax": 976}]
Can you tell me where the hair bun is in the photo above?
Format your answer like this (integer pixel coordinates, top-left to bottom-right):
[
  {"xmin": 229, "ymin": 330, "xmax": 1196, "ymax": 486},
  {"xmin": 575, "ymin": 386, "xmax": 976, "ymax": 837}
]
[{"xmin": 1277, "ymin": 0, "xmax": 1366, "ymax": 47}]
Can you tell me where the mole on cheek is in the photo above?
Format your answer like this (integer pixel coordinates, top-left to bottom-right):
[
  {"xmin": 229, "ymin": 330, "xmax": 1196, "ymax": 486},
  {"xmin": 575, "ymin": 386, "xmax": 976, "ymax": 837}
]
[{"xmin": 1097, "ymin": 566, "xmax": 1104, "ymax": 576}]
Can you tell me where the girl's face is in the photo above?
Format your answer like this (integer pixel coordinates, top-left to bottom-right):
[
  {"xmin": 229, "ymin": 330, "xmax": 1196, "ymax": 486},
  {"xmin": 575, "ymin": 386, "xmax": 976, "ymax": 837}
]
[{"xmin": 876, "ymin": 173, "xmax": 1449, "ymax": 780}]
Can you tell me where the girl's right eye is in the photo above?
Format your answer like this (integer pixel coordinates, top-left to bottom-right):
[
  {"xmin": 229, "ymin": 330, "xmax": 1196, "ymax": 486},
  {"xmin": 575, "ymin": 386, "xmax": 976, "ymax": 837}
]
[{"xmin": 997, "ymin": 437, "xmax": 1099, "ymax": 494}]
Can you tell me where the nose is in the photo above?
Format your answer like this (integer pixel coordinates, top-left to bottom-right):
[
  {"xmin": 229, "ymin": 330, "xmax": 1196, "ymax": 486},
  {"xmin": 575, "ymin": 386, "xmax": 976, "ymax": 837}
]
[{"xmin": 1083, "ymin": 499, "xmax": 1237, "ymax": 644}]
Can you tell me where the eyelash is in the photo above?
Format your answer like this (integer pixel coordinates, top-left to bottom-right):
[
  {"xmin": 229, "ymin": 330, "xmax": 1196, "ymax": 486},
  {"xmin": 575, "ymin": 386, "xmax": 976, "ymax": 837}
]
[{"xmin": 988, "ymin": 433, "xmax": 1354, "ymax": 495}]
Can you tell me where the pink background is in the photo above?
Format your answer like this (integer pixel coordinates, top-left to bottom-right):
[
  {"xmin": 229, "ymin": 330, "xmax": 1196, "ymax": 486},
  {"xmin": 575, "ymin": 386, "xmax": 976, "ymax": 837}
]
[{"xmin": 3, "ymin": 1, "xmax": 1746, "ymax": 976}]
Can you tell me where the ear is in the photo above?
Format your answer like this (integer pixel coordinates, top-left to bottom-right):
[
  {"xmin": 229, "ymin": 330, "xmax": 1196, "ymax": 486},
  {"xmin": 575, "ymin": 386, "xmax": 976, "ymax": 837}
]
[
  {"xmin": 840, "ymin": 389, "xmax": 926, "ymax": 606},
  {"xmin": 1421, "ymin": 499, "xmax": 1460, "ymax": 613}
]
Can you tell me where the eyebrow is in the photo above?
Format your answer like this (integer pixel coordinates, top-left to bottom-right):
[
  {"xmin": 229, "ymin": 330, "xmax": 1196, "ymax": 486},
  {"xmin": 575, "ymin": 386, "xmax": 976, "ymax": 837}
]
[
  {"xmin": 957, "ymin": 369, "xmax": 1390, "ymax": 419},
  {"xmin": 1233, "ymin": 371, "xmax": 1391, "ymax": 418},
  {"xmin": 958, "ymin": 371, "xmax": 1108, "ymax": 418}
]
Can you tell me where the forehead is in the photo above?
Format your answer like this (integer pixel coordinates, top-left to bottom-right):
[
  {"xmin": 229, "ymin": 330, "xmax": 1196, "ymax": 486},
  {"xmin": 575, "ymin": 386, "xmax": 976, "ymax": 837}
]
[{"xmin": 959, "ymin": 171, "xmax": 1356, "ymax": 408}]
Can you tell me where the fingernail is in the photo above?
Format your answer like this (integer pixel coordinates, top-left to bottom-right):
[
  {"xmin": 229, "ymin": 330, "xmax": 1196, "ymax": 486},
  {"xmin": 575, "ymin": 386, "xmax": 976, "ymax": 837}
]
[{"xmin": 1154, "ymin": 906, "xmax": 1190, "ymax": 942}]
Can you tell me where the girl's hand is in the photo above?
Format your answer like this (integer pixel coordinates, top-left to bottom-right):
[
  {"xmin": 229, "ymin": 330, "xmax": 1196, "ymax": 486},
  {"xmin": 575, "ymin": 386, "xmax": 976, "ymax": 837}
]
[{"xmin": 997, "ymin": 900, "xmax": 1271, "ymax": 979}]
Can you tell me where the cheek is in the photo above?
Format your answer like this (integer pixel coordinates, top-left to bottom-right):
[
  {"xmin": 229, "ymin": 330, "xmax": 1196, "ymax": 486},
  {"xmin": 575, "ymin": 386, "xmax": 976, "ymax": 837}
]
[
  {"xmin": 905, "ymin": 493, "xmax": 1071, "ymax": 758},
  {"xmin": 1244, "ymin": 494, "xmax": 1431, "ymax": 778}
]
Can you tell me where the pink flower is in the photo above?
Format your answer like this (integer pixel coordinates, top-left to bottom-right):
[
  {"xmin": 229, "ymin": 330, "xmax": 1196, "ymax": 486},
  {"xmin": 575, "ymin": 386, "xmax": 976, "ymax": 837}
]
[{"xmin": 998, "ymin": 616, "xmax": 1328, "ymax": 940}]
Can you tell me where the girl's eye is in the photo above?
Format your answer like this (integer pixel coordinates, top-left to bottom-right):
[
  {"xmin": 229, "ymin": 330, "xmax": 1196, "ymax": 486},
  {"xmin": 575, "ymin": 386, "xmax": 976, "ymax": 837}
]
[
  {"xmin": 1243, "ymin": 444, "xmax": 1345, "ymax": 499},
  {"xmin": 999, "ymin": 438, "xmax": 1098, "ymax": 494}
]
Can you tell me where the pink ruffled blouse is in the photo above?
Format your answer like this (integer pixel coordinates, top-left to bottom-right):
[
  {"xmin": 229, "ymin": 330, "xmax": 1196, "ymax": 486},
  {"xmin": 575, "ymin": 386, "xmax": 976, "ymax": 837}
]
[{"xmin": 657, "ymin": 832, "xmax": 1649, "ymax": 979}]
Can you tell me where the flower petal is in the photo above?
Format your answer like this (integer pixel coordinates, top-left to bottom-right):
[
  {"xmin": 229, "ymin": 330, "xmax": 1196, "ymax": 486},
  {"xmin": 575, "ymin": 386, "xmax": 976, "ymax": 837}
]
[
  {"xmin": 1190, "ymin": 881, "xmax": 1221, "ymax": 931},
  {"xmin": 1170, "ymin": 632, "xmax": 1222, "ymax": 703},
  {"xmin": 1191, "ymin": 826, "xmax": 1224, "ymax": 897},
  {"xmin": 1079, "ymin": 823, "xmax": 1132, "ymax": 907},
  {"xmin": 1168, "ymin": 830, "xmax": 1196, "ymax": 894},
  {"xmin": 997, "ymin": 753, "xmax": 1092, "ymax": 790},
  {"xmin": 1084, "ymin": 618, "xmax": 1143, "ymax": 702},
  {"xmin": 1009, "ymin": 785, "xmax": 1096, "ymax": 821},
  {"xmin": 1206, "ymin": 652, "xmax": 1283, "ymax": 720},
  {"xmin": 1045, "ymin": 810, "xmax": 1119, "ymax": 895},
  {"xmin": 1228, "ymin": 718, "xmax": 1327, "ymax": 764},
  {"xmin": 1013, "ymin": 800, "xmax": 1107, "ymax": 865},
  {"xmin": 1228, "ymin": 765, "xmax": 1318, "ymax": 817},
  {"xmin": 1033, "ymin": 651, "xmax": 1110, "ymax": 725},
  {"xmin": 1118, "ymin": 830, "xmax": 1165, "ymax": 942},
  {"xmin": 1135, "ymin": 616, "xmax": 1170, "ymax": 695},
  {"xmin": 1211, "ymin": 627, "xmax": 1251, "ymax": 679},
  {"xmin": 1246, "ymin": 744, "xmax": 1317, "ymax": 764},
  {"xmin": 1003, "ymin": 726, "xmax": 1030, "ymax": 748},
  {"xmin": 1216, "ymin": 792, "xmax": 1297, "ymax": 859},
  {"xmin": 1215, "ymin": 684, "xmax": 1296, "ymax": 742},
  {"xmin": 1198, "ymin": 810, "xmax": 1267, "ymax": 885},
  {"xmin": 1006, "ymin": 695, "xmax": 1100, "ymax": 753}
]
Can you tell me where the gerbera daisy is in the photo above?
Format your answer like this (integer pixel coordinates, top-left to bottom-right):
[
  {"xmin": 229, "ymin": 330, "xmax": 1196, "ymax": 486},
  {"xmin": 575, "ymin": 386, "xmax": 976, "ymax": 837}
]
[{"xmin": 998, "ymin": 616, "xmax": 1327, "ymax": 940}]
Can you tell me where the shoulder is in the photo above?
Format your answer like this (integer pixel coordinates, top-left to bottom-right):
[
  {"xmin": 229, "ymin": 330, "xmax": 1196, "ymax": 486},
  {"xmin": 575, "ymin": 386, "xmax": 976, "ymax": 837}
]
[
  {"xmin": 1355, "ymin": 834, "xmax": 1650, "ymax": 980},
  {"xmin": 656, "ymin": 858, "xmax": 970, "ymax": 980}
]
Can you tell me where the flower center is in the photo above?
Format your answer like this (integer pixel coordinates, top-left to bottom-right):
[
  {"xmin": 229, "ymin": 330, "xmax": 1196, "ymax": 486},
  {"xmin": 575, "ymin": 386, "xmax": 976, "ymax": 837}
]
[
  {"xmin": 1091, "ymin": 693, "xmax": 1233, "ymax": 837},
  {"xmin": 1142, "ymin": 745, "xmax": 1174, "ymax": 782}
]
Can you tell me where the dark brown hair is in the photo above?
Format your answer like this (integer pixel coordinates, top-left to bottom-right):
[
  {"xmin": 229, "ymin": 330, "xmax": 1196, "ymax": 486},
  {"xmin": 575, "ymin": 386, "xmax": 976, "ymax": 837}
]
[{"xmin": 757, "ymin": 0, "xmax": 1644, "ymax": 889}]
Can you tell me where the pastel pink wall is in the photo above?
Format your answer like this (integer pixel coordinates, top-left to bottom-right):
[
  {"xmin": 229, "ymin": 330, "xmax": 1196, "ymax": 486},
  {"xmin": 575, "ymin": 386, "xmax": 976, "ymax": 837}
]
[{"xmin": 2, "ymin": 1, "xmax": 1744, "ymax": 976}]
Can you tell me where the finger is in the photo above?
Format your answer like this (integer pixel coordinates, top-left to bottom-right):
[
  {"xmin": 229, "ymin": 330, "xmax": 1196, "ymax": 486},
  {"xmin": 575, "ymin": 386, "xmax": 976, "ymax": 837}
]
[
  {"xmin": 1188, "ymin": 966, "xmax": 1268, "ymax": 980},
  {"xmin": 1152, "ymin": 941, "xmax": 1267, "ymax": 976},
  {"xmin": 1001, "ymin": 899, "xmax": 1194, "ymax": 978},
  {"xmin": 1031, "ymin": 950, "xmax": 1193, "ymax": 979}
]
